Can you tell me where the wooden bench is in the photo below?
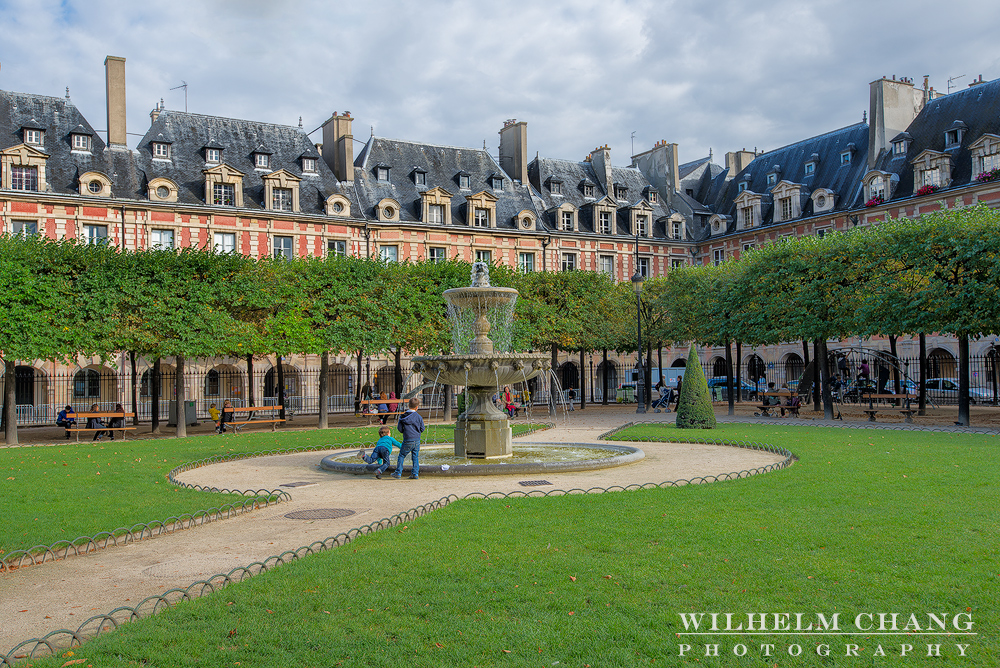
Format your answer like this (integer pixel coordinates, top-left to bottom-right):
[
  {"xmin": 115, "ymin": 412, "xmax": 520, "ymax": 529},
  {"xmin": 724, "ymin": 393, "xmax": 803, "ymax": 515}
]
[
  {"xmin": 356, "ymin": 399, "xmax": 404, "ymax": 424},
  {"xmin": 66, "ymin": 412, "xmax": 137, "ymax": 441},
  {"xmin": 857, "ymin": 393, "xmax": 916, "ymax": 422},
  {"xmin": 223, "ymin": 406, "xmax": 285, "ymax": 433},
  {"xmin": 757, "ymin": 391, "xmax": 801, "ymax": 418}
]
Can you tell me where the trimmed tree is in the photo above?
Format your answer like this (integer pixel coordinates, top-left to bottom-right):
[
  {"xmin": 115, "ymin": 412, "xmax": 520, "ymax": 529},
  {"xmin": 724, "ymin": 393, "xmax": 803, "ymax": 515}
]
[{"xmin": 675, "ymin": 344, "xmax": 716, "ymax": 429}]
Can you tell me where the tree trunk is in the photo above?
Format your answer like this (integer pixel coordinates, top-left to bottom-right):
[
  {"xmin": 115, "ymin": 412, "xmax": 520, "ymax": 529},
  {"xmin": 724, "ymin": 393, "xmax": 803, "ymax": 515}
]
[
  {"xmin": 735, "ymin": 341, "xmax": 742, "ymax": 402},
  {"xmin": 657, "ymin": 344, "xmax": 663, "ymax": 383},
  {"xmin": 645, "ymin": 341, "xmax": 653, "ymax": 412},
  {"xmin": 550, "ymin": 344, "xmax": 558, "ymax": 416},
  {"xmin": 725, "ymin": 339, "xmax": 734, "ymax": 416},
  {"xmin": 579, "ymin": 349, "xmax": 586, "ymax": 410},
  {"xmin": 277, "ymin": 356, "xmax": 287, "ymax": 421},
  {"xmin": 4, "ymin": 360, "xmax": 17, "ymax": 445},
  {"xmin": 394, "ymin": 348, "xmax": 403, "ymax": 397},
  {"xmin": 802, "ymin": 340, "xmax": 811, "ymax": 404},
  {"xmin": 958, "ymin": 333, "xmax": 970, "ymax": 426},
  {"xmin": 130, "ymin": 351, "xmax": 139, "ymax": 426},
  {"xmin": 175, "ymin": 354, "xmax": 186, "ymax": 438},
  {"xmin": 918, "ymin": 334, "xmax": 927, "ymax": 415},
  {"xmin": 889, "ymin": 335, "xmax": 901, "ymax": 395},
  {"xmin": 151, "ymin": 357, "xmax": 161, "ymax": 433},
  {"xmin": 813, "ymin": 340, "xmax": 822, "ymax": 412},
  {"xmin": 318, "ymin": 352, "xmax": 329, "ymax": 429},
  {"xmin": 819, "ymin": 340, "xmax": 833, "ymax": 420},
  {"xmin": 355, "ymin": 350, "xmax": 363, "ymax": 413},
  {"xmin": 601, "ymin": 348, "xmax": 609, "ymax": 405},
  {"xmin": 443, "ymin": 384, "xmax": 452, "ymax": 421},
  {"xmin": 246, "ymin": 354, "xmax": 255, "ymax": 407}
]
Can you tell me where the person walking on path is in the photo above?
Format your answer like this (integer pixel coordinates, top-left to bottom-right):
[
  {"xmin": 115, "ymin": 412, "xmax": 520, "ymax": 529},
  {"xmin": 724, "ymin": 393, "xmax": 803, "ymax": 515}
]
[
  {"xmin": 393, "ymin": 397, "xmax": 425, "ymax": 479},
  {"xmin": 672, "ymin": 376, "xmax": 684, "ymax": 410}
]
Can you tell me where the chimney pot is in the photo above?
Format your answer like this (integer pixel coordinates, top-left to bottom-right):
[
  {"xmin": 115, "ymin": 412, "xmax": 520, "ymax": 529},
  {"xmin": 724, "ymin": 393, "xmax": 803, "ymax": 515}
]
[{"xmin": 104, "ymin": 55, "xmax": 127, "ymax": 147}]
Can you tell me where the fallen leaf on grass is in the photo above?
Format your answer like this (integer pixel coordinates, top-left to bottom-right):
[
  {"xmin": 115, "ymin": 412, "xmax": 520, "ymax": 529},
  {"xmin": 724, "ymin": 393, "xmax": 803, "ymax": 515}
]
[
  {"xmin": 61, "ymin": 660, "xmax": 86, "ymax": 667},
  {"xmin": 569, "ymin": 576, "xmax": 576, "ymax": 582},
  {"xmin": 603, "ymin": 575, "xmax": 611, "ymax": 579},
  {"xmin": 502, "ymin": 649, "xmax": 511, "ymax": 653},
  {"xmin": 435, "ymin": 643, "xmax": 444, "ymax": 648}
]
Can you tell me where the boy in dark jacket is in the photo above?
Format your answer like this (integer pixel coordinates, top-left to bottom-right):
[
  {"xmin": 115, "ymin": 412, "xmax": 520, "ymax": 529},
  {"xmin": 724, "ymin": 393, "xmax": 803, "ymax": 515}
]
[{"xmin": 393, "ymin": 397, "xmax": 425, "ymax": 479}]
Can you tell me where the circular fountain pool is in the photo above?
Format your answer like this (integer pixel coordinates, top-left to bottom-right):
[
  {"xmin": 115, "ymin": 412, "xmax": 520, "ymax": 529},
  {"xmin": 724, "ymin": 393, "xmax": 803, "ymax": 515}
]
[{"xmin": 320, "ymin": 443, "xmax": 644, "ymax": 476}]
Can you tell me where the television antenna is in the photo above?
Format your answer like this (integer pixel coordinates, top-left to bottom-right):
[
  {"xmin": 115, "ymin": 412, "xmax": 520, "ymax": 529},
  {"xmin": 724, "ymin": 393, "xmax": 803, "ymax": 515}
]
[
  {"xmin": 170, "ymin": 81, "xmax": 188, "ymax": 112},
  {"xmin": 947, "ymin": 74, "xmax": 965, "ymax": 93}
]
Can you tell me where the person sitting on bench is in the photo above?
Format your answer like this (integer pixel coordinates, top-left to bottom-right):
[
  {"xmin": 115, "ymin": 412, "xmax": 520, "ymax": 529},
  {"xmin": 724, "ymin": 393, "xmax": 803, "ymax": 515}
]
[
  {"xmin": 108, "ymin": 403, "xmax": 126, "ymax": 440},
  {"xmin": 86, "ymin": 403, "xmax": 109, "ymax": 441},
  {"xmin": 218, "ymin": 400, "xmax": 235, "ymax": 433},
  {"xmin": 56, "ymin": 405, "xmax": 76, "ymax": 439}
]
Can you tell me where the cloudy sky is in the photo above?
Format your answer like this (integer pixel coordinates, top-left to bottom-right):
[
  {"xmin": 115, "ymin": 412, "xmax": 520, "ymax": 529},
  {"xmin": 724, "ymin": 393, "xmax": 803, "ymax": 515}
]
[{"xmin": 2, "ymin": 0, "xmax": 999, "ymax": 168}]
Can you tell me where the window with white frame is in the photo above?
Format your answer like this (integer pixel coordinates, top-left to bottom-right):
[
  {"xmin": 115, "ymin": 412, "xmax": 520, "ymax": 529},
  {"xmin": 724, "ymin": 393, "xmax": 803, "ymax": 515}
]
[
  {"xmin": 213, "ymin": 232, "xmax": 236, "ymax": 253},
  {"xmin": 981, "ymin": 153, "xmax": 1000, "ymax": 174},
  {"xmin": 519, "ymin": 252, "xmax": 535, "ymax": 273},
  {"xmin": 427, "ymin": 204, "xmax": 445, "ymax": 224},
  {"xmin": 302, "ymin": 157, "xmax": 317, "ymax": 173},
  {"xmin": 150, "ymin": 229, "xmax": 174, "ymax": 250},
  {"xmin": 473, "ymin": 208, "xmax": 489, "ymax": 227},
  {"xmin": 635, "ymin": 215, "xmax": 648, "ymax": 236},
  {"xmin": 272, "ymin": 188, "xmax": 293, "ymax": 212},
  {"xmin": 742, "ymin": 242, "xmax": 756, "ymax": 253},
  {"xmin": 255, "ymin": 153, "xmax": 270, "ymax": 169},
  {"xmin": 583, "ymin": 183, "xmax": 595, "ymax": 197},
  {"xmin": 429, "ymin": 247, "xmax": 446, "ymax": 263},
  {"xmin": 23, "ymin": 129, "xmax": 43, "ymax": 145},
  {"xmin": 213, "ymin": 183, "xmax": 236, "ymax": 206},
  {"xmin": 780, "ymin": 197, "xmax": 792, "ymax": 221},
  {"xmin": 713, "ymin": 249, "xmax": 724, "ymax": 265},
  {"xmin": 920, "ymin": 168, "xmax": 940, "ymax": 187},
  {"xmin": 550, "ymin": 180, "xmax": 563, "ymax": 195},
  {"xmin": 376, "ymin": 166, "xmax": 390, "ymax": 182},
  {"xmin": 87, "ymin": 180, "xmax": 103, "ymax": 194},
  {"xmin": 740, "ymin": 205, "xmax": 755, "ymax": 228},
  {"xmin": 647, "ymin": 190, "xmax": 658, "ymax": 203},
  {"xmin": 615, "ymin": 185, "xmax": 628, "ymax": 199},
  {"xmin": 670, "ymin": 258, "xmax": 685, "ymax": 269},
  {"xmin": 599, "ymin": 255, "xmax": 614, "ymax": 275},
  {"xmin": 804, "ymin": 162, "xmax": 815, "ymax": 175},
  {"xmin": 11, "ymin": 166, "xmax": 38, "ymax": 191},
  {"xmin": 869, "ymin": 180, "xmax": 885, "ymax": 199},
  {"xmin": 475, "ymin": 249, "xmax": 491, "ymax": 263},
  {"xmin": 153, "ymin": 143, "xmax": 170, "ymax": 159},
  {"xmin": 85, "ymin": 224, "xmax": 108, "ymax": 245},
  {"xmin": 414, "ymin": 170, "xmax": 426, "ymax": 186},
  {"xmin": 671, "ymin": 220, "xmax": 682, "ymax": 239},
  {"xmin": 561, "ymin": 210, "xmax": 573, "ymax": 231},
  {"xmin": 206, "ymin": 148, "xmax": 221, "ymax": 164},
  {"xmin": 492, "ymin": 176, "xmax": 504, "ymax": 190},
  {"xmin": 459, "ymin": 174, "xmax": 470, "ymax": 189},
  {"xmin": 72, "ymin": 134, "xmax": 90, "ymax": 151},
  {"xmin": 893, "ymin": 142, "xmax": 907, "ymax": 156},
  {"xmin": 766, "ymin": 173, "xmax": 777, "ymax": 186},
  {"xmin": 327, "ymin": 239, "xmax": 347, "ymax": 257},
  {"xmin": 840, "ymin": 151, "xmax": 851, "ymax": 165},
  {"xmin": 380, "ymin": 245, "xmax": 399, "ymax": 262},
  {"xmin": 12, "ymin": 220, "xmax": 38, "ymax": 236},
  {"xmin": 637, "ymin": 257, "xmax": 649, "ymax": 278},
  {"xmin": 598, "ymin": 210, "xmax": 612, "ymax": 234},
  {"xmin": 273, "ymin": 235, "xmax": 293, "ymax": 260},
  {"xmin": 561, "ymin": 252, "xmax": 577, "ymax": 271}
]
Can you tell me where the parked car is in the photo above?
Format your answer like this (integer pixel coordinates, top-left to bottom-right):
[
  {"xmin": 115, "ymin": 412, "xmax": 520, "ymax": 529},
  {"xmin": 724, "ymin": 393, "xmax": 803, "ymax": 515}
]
[
  {"xmin": 924, "ymin": 378, "xmax": 994, "ymax": 404},
  {"xmin": 706, "ymin": 377, "xmax": 759, "ymax": 400}
]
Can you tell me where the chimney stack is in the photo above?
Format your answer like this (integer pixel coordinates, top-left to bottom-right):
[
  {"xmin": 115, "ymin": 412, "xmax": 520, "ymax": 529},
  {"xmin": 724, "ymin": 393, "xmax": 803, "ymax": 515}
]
[
  {"xmin": 725, "ymin": 150, "xmax": 756, "ymax": 179},
  {"xmin": 105, "ymin": 56, "xmax": 127, "ymax": 148},
  {"xmin": 590, "ymin": 144, "xmax": 613, "ymax": 193},
  {"xmin": 868, "ymin": 76, "xmax": 925, "ymax": 170},
  {"xmin": 321, "ymin": 111, "xmax": 354, "ymax": 182},
  {"xmin": 498, "ymin": 119, "xmax": 528, "ymax": 184}
]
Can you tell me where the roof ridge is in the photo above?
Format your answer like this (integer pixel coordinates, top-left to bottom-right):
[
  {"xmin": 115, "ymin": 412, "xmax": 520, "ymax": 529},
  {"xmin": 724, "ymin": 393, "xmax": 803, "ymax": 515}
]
[
  {"xmin": 159, "ymin": 109, "xmax": 300, "ymax": 131},
  {"xmin": 756, "ymin": 122, "xmax": 868, "ymax": 157},
  {"xmin": 372, "ymin": 135, "xmax": 493, "ymax": 154}
]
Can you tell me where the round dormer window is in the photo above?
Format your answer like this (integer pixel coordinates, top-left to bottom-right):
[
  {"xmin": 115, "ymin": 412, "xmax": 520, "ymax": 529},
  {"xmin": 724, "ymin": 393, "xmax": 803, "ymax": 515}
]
[
  {"xmin": 332, "ymin": 201, "xmax": 343, "ymax": 213},
  {"xmin": 713, "ymin": 221, "xmax": 720, "ymax": 232},
  {"xmin": 88, "ymin": 180, "xmax": 103, "ymax": 194},
  {"xmin": 383, "ymin": 206, "xmax": 395, "ymax": 219},
  {"xmin": 520, "ymin": 217, "xmax": 532, "ymax": 229},
  {"xmin": 816, "ymin": 195, "xmax": 826, "ymax": 208},
  {"xmin": 156, "ymin": 185, "xmax": 170, "ymax": 199}
]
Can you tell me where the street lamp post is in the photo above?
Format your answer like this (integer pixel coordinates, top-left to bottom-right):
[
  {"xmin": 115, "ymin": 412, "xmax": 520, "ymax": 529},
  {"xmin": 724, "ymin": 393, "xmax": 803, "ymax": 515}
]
[{"xmin": 632, "ymin": 270, "xmax": 645, "ymax": 414}]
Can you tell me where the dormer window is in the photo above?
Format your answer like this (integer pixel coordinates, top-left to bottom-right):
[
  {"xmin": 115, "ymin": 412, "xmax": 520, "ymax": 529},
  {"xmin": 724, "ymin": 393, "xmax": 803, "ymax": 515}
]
[
  {"xmin": 458, "ymin": 173, "xmax": 471, "ymax": 189},
  {"xmin": 23, "ymin": 129, "xmax": 43, "ymax": 145},
  {"xmin": 153, "ymin": 142, "xmax": 171, "ymax": 159},
  {"xmin": 255, "ymin": 153, "xmax": 270, "ymax": 169},
  {"xmin": 737, "ymin": 181, "xmax": 747, "ymax": 193},
  {"xmin": 375, "ymin": 165, "xmax": 390, "ymax": 182},
  {"xmin": 549, "ymin": 178, "xmax": 563, "ymax": 195},
  {"xmin": 302, "ymin": 157, "xmax": 317, "ymax": 173},
  {"xmin": 635, "ymin": 215, "xmax": 647, "ymax": 236},
  {"xmin": 614, "ymin": 185, "xmax": 628, "ymax": 200},
  {"xmin": 583, "ymin": 183, "xmax": 595, "ymax": 197},
  {"xmin": 804, "ymin": 162, "xmax": 815, "ymax": 175},
  {"xmin": 646, "ymin": 189, "xmax": 658, "ymax": 203},
  {"xmin": 945, "ymin": 121, "xmax": 967, "ymax": 149},
  {"xmin": 206, "ymin": 148, "xmax": 221, "ymax": 164},
  {"xmin": 840, "ymin": 151, "xmax": 851, "ymax": 165},
  {"xmin": 891, "ymin": 132, "xmax": 911, "ymax": 157},
  {"xmin": 413, "ymin": 169, "xmax": 427, "ymax": 186},
  {"xmin": 766, "ymin": 173, "xmax": 777, "ymax": 186},
  {"xmin": 492, "ymin": 176, "xmax": 504, "ymax": 190},
  {"xmin": 72, "ymin": 134, "xmax": 91, "ymax": 151}
]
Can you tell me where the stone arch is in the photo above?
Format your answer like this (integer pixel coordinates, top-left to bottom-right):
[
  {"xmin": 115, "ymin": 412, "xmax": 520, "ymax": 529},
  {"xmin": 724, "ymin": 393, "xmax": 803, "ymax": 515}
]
[
  {"xmin": 710, "ymin": 356, "xmax": 727, "ymax": 378},
  {"xmin": 73, "ymin": 364, "xmax": 118, "ymax": 408},
  {"xmin": 264, "ymin": 363, "xmax": 300, "ymax": 404},
  {"xmin": 927, "ymin": 347, "xmax": 956, "ymax": 378},
  {"xmin": 783, "ymin": 353, "xmax": 804, "ymax": 383}
]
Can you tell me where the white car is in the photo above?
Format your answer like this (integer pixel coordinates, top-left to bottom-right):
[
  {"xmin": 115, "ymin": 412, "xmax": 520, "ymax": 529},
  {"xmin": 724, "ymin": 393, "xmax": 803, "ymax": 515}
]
[{"xmin": 924, "ymin": 378, "xmax": 994, "ymax": 404}]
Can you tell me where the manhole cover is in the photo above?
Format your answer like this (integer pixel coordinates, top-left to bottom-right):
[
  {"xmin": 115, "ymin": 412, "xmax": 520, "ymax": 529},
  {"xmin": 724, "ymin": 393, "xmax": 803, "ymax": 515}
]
[
  {"xmin": 519, "ymin": 480, "xmax": 553, "ymax": 487},
  {"xmin": 284, "ymin": 508, "xmax": 356, "ymax": 520},
  {"xmin": 279, "ymin": 481, "xmax": 316, "ymax": 488}
]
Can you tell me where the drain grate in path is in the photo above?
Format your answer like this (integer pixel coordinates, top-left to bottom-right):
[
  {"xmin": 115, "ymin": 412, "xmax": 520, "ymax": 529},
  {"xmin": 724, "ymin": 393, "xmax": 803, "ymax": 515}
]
[
  {"xmin": 280, "ymin": 481, "xmax": 317, "ymax": 488},
  {"xmin": 284, "ymin": 508, "xmax": 356, "ymax": 520},
  {"xmin": 518, "ymin": 480, "xmax": 553, "ymax": 487}
]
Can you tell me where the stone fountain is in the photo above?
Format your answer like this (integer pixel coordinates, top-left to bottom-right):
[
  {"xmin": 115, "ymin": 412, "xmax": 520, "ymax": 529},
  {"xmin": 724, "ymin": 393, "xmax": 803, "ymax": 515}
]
[{"xmin": 411, "ymin": 262, "xmax": 550, "ymax": 458}]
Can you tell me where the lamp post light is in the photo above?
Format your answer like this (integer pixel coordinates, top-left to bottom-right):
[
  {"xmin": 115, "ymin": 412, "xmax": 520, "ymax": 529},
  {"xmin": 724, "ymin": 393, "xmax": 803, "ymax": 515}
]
[{"xmin": 632, "ymin": 270, "xmax": 645, "ymax": 414}]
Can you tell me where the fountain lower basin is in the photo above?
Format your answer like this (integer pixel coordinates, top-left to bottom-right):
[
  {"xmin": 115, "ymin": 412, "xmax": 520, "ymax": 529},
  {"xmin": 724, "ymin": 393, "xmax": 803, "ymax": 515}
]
[{"xmin": 320, "ymin": 443, "xmax": 645, "ymax": 476}]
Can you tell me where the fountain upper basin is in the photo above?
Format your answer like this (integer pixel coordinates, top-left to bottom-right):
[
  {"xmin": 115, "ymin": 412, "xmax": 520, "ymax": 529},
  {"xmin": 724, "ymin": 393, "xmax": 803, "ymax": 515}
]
[
  {"xmin": 443, "ymin": 286, "xmax": 519, "ymax": 310},
  {"xmin": 412, "ymin": 352, "xmax": 550, "ymax": 387}
]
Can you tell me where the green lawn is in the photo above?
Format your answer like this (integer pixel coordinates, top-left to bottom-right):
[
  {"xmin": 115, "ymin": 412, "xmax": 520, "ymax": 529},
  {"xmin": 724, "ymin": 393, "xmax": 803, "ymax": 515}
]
[
  {"xmin": 19, "ymin": 423, "xmax": 1000, "ymax": 667},
  {"xmin": 0, "ymin": 424, "xmax": 539, "ymax": 558}
]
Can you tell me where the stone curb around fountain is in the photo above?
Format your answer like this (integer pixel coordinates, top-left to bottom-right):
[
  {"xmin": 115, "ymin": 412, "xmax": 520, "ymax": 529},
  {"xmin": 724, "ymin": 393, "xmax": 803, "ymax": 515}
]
[{"xmin": 320, "ymin": 442, "xmax": 645, "ymax": 476}]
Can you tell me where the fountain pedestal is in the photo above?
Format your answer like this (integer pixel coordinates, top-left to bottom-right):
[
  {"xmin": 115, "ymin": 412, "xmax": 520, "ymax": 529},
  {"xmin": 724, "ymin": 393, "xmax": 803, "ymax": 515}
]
[{"xmin": 456, "ymin": 387, "xmax": 513, "ymax": 458}]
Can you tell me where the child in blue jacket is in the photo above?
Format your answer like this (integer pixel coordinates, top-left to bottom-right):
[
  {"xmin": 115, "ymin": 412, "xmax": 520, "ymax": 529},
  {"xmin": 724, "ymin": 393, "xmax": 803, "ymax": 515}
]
[{"xmin": 358, "ymin": 425, "xmax": 401, "ymax": 479}]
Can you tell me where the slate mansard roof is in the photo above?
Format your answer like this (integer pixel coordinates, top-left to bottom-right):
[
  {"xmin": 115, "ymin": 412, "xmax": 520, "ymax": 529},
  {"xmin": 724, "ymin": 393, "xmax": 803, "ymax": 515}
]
[
  {"xmin": 353, "ymin": 136, "xmax": 539, "ymax": 227},
  {"xmin": 528, "ymin": 156, "xmax": 676, "ymax": 237},
  {"xmin": 871, "ymin": 78, "xmax": 1000, "ymax": 198},
  {"xmin": 136, "ymin": 110, "xmax": 356, "ymax": 215},
  {"xmin": 0, "ymin": 90, "xmax": 141, "ymax": 198},
  {"xmin": 704, "ymin": 122, "xmax": 871, "ymax": 233}
]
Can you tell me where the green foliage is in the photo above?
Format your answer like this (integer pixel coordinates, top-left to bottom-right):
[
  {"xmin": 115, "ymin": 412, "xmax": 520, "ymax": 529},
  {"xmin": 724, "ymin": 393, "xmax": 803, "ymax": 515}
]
[{"xmin": 675, "ymin": 344, "xmax": 716, "ymax": 429}]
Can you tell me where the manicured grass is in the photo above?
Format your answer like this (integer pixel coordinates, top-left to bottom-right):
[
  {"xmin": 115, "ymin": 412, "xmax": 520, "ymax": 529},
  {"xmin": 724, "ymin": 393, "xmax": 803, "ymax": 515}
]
[
  {"xmin": 1, "ymin": 423, "xmax": 539, "ymax": 556},
  {"xmin": 24, "ymin": 423, "xmax": 1000, "ymax": 666}
]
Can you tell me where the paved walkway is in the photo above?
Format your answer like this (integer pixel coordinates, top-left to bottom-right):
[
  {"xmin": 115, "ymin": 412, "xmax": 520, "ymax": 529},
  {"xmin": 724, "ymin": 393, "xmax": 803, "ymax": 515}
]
[{"xmin": 0, "ymin": 410, "xmax": 787, "ymax": 653}]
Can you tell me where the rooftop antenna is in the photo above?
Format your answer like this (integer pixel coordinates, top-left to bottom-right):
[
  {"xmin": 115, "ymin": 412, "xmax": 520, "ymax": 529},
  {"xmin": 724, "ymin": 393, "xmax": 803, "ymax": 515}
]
[
  {"xmin": 630, "ymin": 130, "xmax": 636, "ymax": 156},
  {"xmin": 170, "ymin": 81, "xmax": 188, "ymax": 112},
  {"xmin": 947, "ymin": 74, "xmax": 966, "ymax": 93}
]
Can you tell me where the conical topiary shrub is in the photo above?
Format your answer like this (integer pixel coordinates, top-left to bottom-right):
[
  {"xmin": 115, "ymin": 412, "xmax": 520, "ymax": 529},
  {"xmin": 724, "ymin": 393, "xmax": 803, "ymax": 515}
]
[{"xmin": 675, "ymin": 344, "xmax": 717, "ymax": 429}]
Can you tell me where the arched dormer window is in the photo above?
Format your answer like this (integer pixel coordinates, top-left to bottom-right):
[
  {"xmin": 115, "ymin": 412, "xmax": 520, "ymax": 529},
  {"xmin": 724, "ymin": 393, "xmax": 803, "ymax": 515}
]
[
  {"xmin": 79, "ymin": 171, "xmax": 112, "ymax": 197},
  {"xmin": 148, "ymin": 177, "xmax": 179, "ymax": 203},
  {"xmin": 376, "ymin": 197, "xmax": 400, "ymax": 222},
  {"xmin": 326, "ymin": 194, "xmax": 352, "ymax": 217}
]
